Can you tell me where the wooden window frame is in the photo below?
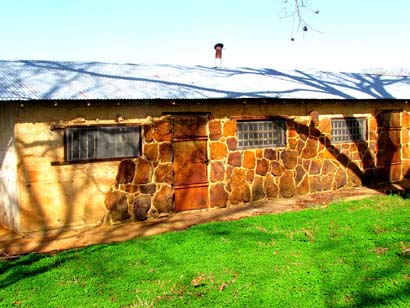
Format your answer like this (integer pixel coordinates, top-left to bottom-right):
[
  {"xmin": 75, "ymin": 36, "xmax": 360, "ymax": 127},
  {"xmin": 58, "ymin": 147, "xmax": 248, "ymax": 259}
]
[{"xmin": 331, "ymin": 117, "xmax": 367, "ymax": 143}]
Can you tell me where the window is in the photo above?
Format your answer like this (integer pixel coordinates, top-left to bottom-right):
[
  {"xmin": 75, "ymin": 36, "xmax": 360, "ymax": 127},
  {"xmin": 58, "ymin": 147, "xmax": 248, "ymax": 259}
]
[
  {"xmin": 237, "ymin": 120, "xmax": 285, "ymax": 149},
  {"xmin": 65, "ymin": 126, "xmax": 141, "ymax": 162},
  {"xmin": 331, "ymin": 118, "xmax": 367, "ymax": 143}
]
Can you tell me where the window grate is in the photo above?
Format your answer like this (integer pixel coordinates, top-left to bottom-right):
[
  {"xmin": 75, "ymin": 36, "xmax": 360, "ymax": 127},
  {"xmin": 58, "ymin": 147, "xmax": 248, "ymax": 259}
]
[
  {"xmin": 331, "ymin": 118, "xmax": 367, "ymax": 143},
  {"xmin": 237, "ymin": 120, "xmax": 285, "ymax": 149},
  {"xmin": 66, "ymin": 126, "xmax": 141, "ymax": 162}
]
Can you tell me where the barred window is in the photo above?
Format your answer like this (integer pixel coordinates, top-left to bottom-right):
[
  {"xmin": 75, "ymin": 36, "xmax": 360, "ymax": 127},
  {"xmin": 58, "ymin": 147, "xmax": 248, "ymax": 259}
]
[
  {"xmin": 65, "ymin": 126, "xmax": 141, "ymax": 162},
  {"xmin": 237, "ymin": 120, "xmax": 285, "ymax": 149},
  {"xmin": 331, "ymin": 118, "xmax": 367, "ymax": 143}
]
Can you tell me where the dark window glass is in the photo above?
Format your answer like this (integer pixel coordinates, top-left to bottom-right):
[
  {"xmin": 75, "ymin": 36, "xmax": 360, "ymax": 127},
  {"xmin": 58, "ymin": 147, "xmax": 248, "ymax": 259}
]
[
  {"xmin": 331, "ymin": 118, "xmax": 367, "ymax": 143},
  {"xmin": 237, "ymin": 120, "xmax": 285, "ymax": 149},
  {"xmin": 66, "ymin": 126, "xmax": 140, "ymax": 162}
]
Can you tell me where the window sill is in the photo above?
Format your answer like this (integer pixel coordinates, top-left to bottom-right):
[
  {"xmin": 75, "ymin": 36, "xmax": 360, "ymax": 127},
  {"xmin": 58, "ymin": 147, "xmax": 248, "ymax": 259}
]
[{"xmin": 51, "ymin": 157, "xmax": 138, "ymax": 166}]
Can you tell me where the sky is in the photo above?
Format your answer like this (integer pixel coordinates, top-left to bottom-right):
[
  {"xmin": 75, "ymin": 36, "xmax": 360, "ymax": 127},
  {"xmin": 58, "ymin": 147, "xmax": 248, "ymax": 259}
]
[{"xmin": 1, "ymin": 0, "xmax": 409, "ymax": 72}]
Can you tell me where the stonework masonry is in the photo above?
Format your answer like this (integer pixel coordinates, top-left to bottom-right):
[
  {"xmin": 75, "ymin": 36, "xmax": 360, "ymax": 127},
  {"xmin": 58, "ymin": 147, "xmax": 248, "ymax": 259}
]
[{"xmin": 106, "ymin": 110, "xmax": 410, "ymax": 224}]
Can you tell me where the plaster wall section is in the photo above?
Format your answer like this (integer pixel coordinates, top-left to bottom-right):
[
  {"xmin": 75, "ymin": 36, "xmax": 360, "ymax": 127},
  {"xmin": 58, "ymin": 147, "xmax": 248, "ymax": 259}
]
[{"xmin": 0, "ymin": 103, "xmax": 19, "ymax": 231}]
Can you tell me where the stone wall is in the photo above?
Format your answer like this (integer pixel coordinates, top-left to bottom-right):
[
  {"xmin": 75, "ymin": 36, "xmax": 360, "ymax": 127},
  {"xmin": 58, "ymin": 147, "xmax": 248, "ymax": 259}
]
[
  {"xmin": 104, "ymin": 117, "xmax": 175, "ymax": 223},
  {"xmin": 209, "ymin": 115, "xmax": 379, "ymax": 207},
  {"xmin": 107, "ymin": 111, "xmax": 394, "ymax": 224}
]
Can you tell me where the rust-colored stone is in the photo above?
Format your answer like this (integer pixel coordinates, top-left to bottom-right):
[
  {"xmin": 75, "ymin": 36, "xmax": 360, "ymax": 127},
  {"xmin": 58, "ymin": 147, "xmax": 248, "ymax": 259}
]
[
  {"xmin": 309, "ymin": 110, "xmax": 319, "ymax": 127},
  {"xmin": 229, "ymin": 168, "xmax": 251, "ymax": 204},
  {"xmin": 210, "ymin": 183, "xmax": 228, "ymax": 208},
  {"xmin": 319, "ymin": 118, "xmax": 331, "ymax": 134},
  {"xmin": 252, "ymin": 176, "xmax": 265, "ymax": 201},
  {"xmin": 105, "ymin": 190, "xmax": 130, "ymax": 222},
  {"xmin": 297, "ymin": 123, "xmax": 309, "ymax": 140},
  {"xmin": 309, "ymin": 126, "xmax": 321, "ymax": 138},
  {"xmin": 139, "ymin": 183, "xmax": 156, "ymax": 195},
  {"xmin": 322, "ymin": 160, "xmax": 337, "ymax": 175},
  {"xmin": 264, "ymin": 149, "xmax": 277, "ymax": 160},
  {"xmin": 155, "ymin": 163, "xmax": 173, "ymax": 184},
  {"xmin": 350, "ymin": 143, "xmax": 358, "ymax": 153},
  {"xmin": 351, "ymin": 152, "xmax": 361, "ymax": 161},
  {"xmin": 301, "ymin": 138, "xmax": 318, "ymax": 159},
  {"xmin": 303, "ymin": 159, "xmax": 310, "ymax": 171},
  {"xmin": 131, "ymin": 195, "xmax": 151, "ymax": 221},
  {"xmin": 144, "ymin": 143, "xmax": 158, "ymax": 161},
  {"xmin": 403, "ymin": 144, "xmax": 410, "ymax": 159},
  {"xmin": 296, "ymin": 176, "xmax": 309, "ymax": 195},
  {"xmin": 153, "ymin": 185, "xmax": 173, "ymax": 213},
  {"xmin": 358, "ymin": 142, "xmax": 368, "ymax": 153},
  {"xmin": 223, "ymin": 120, "xmax": 237, "ymax": 137},
  {"xmin": 153, "ymin": 119, "xmax": 171, "ymax": 142},
  {"xmin": 280, "ymin": 150, "xmax": 298, "ymax": 170},
  {"xmin": 143, "ymin": 125, "xmax": 153, "ymax": 143},
  {"xmin": 271, "ymin": 161, "xmax": 284, "ymax": 176},
  {"xmin": 403, "ymin": 112, "xmax": 410, "ymax": 128},
  {"xmin": 309, "ymin": 159, "xmax": 322, "ymax": 175},
  {"xmin": 124, "ymin": 184, "xmax": 139, "ymax": 193},
  {"xmin": 209, "ymin": 120, "xmax": 222, "ymax": 140},
  {"xmin": 279, "ymin": 170, "xmax": 295, "ymax": 198},
  {"xmin": 243, "ymin": 150, "xmax": 256, "ymax": 169},
  {"xmin": 402, "ymin": 130, "xmax": 410, "ymax": 144},
  {"xmin": 210, "ymin": 161, "xmax": 225, "ymax": 182},
  {"xmin": 297, "ymin": 139, "xmax": 305, "ymax": 155},
  {"xmin": 116, "ymin": 159, "xmax": 136, "ymax": 185},
  {"xmin": 403, "ymin": 159, "xmax": 410, "ymax": 178},
  {"xmin": 347, "ymin": 167, "xmax": 362, "ymax": 186},
  {"xmin": 336, "ymin": 152, "xmax": 350, "ymax": 167},
  {"xmin": 369, "ymin": 117, "xmax": 378, "ymax": 131},
  {"xmin": 133, "ymin": 159, "xmax": 153, "ymax": 184},
  {"xmin": 334, "ymin": 168, "xmax": 347, "ymax": 189},
  {"xmin": 309, "ymin": 176, "xmax": 322, "ymax": 193},
  {"xmin": 246, "ymin": 170, "xmax": 255, "ymax": 182},
  {"xmin": 295, "ymin": 165, "xmax": 305, "ymax": 184},
  {"xmin": 288, "ymin": 127, "xmax": 297, "ymax": 138},
  {"xmin": 105, "ymin": 190, "xmax": 125, "ymax": 210},
  {"xmin": 265, "ymin": 174, "xmax": 278, "ymax": 198},
  {"xmin": 362, "ymin": 169, "xmax": 375, "ymax": 185},
  {"xmin": 256, "ymin": 159, "xmax": 269, "ymax": 176},
  {"xmin": 288, "ymin": 138, "xmax": 298, "ymax": 150},
  {"xmin": 322, "ymin": 174, "xmax": 334, "ymax": 191},
  {"xmin": 159, "ymin": 142, "xmax": 173, "ymax": 162},
  {"xmin": 321, "ymin": 148, "xmax": 336, "ymax": 159},
  {"xmin": 228, "ymin": 151, "xmax": 242, "ymax": 167},
  {"xmin": 210, "ymin": 142, "xmax": 228, "ymax": 160},
  {"xmin": 287, "ymin": 119, "xmax": 295, "ymax": 129},
  {"xmin": 225, "ymin": 166, "xmax": 233, "ymax": 181},
  {"xmin": 226, "ymin": 137, "xmax": 237, "ymax": 151}
]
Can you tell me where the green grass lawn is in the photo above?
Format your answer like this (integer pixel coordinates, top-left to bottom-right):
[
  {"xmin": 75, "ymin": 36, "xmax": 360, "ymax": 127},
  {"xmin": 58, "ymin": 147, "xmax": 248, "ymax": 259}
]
[{"xmin": 1, "ymin": 195, "xmax": 410, "ymax": 308}]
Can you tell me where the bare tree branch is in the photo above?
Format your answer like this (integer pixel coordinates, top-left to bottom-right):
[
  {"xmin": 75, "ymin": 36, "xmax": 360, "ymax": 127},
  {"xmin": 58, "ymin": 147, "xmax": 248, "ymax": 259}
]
[{"xmin": 279, "ymin": 0, "xmax": 320, "ymax": 40}]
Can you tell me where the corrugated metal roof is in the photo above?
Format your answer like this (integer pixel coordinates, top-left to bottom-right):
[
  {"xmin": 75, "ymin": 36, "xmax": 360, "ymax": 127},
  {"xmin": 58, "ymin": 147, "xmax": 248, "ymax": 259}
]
[{"xmin": 1, "ymin": 60, "xmax": 410, "ymax": 101}]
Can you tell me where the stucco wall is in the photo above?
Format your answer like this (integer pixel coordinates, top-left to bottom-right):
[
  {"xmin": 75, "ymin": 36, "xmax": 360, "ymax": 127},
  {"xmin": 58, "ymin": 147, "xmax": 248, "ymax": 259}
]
[{"xmin": 0, "ymin": 103, "xmax": 19, "ymax": 231}]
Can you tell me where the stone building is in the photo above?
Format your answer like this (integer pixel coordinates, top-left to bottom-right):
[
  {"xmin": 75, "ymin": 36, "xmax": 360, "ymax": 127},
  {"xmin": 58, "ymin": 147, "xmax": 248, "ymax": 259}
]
[{"xmin": 1, "ymin": 60, "xmax": 410, "ymax": 233}]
